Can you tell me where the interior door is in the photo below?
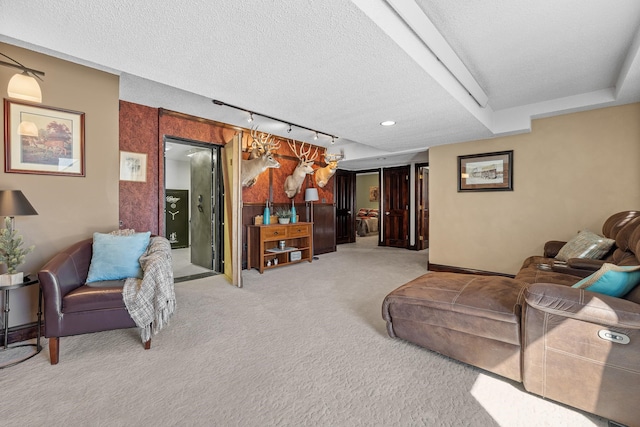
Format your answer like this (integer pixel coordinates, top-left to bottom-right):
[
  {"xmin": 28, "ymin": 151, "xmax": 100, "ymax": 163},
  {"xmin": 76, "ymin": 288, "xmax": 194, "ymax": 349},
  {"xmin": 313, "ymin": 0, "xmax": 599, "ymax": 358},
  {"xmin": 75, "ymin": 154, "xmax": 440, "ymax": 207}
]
[
  {"xmin": 190, "ymin": 150, "xmax": 213, "ymax": 269},
  {"xmin": 383, "ymin": 166, "xmax": 409, "ymax": 248},
  {"xmin": 335, "ymin": 169, "xmax": 356, "ymax": 244},
  {"xmin": 416, "ymin": 166, "xmax": 429, "ymax": 250}
]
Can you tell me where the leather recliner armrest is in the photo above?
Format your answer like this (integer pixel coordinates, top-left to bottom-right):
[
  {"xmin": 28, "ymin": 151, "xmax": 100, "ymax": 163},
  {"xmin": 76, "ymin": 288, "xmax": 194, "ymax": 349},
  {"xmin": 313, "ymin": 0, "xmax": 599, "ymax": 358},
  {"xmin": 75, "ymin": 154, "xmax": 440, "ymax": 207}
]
[
  {"xmin": 543, "ymin": 240, "xmax": 566, "ymax": 258},
  {"xmin": 565, "ymin": 257, "xmax": 605, "ymax": 271},
  {"xmin": 525, "ymin": 283, "xmax": 640, "ymax": 328},
  {"xmin": 37, "ymin": 239, "xmax": 92, "ymax": 335}
]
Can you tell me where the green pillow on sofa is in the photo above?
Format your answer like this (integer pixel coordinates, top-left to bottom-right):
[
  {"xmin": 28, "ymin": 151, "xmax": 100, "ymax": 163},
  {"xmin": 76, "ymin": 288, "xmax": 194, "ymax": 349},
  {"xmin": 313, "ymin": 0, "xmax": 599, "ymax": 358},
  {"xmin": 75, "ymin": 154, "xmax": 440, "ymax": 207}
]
[
  {"xmin": 86, "ymin": 231, "xmax": 151, "ymax": 283},
  {"xmin": 555, "ymin": 230, "xmax": 615, "ymax": 262},
  {"xmin": 572, "ymin": 263, "xmax": 640, "ymax": 297}
]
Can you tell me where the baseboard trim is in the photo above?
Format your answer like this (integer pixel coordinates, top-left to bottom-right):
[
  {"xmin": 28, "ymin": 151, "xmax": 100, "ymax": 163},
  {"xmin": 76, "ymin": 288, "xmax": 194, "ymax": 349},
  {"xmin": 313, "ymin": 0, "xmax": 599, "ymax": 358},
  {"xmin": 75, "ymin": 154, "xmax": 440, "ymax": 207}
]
[
  {"xmin": 427, "ymin": 263, "xmax": 515, "ymax": 278},
  {"xmin": 0, "ymin": 321, "xmax": 43, "ymax": 346}
]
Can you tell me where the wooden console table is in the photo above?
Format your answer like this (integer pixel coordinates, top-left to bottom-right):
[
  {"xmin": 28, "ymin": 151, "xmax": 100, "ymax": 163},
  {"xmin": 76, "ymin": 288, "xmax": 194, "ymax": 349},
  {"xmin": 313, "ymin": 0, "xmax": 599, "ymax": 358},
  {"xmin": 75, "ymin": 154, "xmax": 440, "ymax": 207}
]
[{"xmin": 247, "ymin": 222, "xmax": 313, "ymax": 273}]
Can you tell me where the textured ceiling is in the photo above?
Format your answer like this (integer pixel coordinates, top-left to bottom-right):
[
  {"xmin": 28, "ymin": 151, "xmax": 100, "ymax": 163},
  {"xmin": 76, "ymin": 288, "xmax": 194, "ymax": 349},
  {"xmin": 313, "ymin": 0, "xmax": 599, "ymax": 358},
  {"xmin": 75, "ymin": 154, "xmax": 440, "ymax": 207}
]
[{"xmin": 1, "ymin": 0, "xmax": 639, "ymax": 170}]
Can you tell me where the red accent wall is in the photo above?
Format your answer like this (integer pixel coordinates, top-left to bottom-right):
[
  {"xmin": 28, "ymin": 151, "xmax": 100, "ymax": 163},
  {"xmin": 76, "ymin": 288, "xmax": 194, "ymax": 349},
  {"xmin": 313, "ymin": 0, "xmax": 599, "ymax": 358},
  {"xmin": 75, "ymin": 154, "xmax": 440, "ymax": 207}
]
[
  {"xmin": 119, "ymin": 101, "xmax": 335, "ymax": 237},
  {"xmin": 119, "ymin": 102, "xmax": 236, "ymax": 234},
  {"xmin": 119, "ymin": 101, "xmax": 159, "ymax": 233},
  {"xmin": 241, "ymin": 136, "xmax": 335, "ymax": 205}
]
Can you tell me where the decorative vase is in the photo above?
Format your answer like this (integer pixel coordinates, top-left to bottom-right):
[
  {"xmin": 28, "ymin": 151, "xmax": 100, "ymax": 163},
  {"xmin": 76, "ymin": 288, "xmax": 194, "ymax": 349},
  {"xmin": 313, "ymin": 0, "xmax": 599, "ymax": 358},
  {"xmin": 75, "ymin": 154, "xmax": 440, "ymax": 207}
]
[
  {"xmin": 0, "ymin": 272, "xmax": 23, "ymax": 286},
  {"xmin": 263, "ymin": 201, "xmax": 270, "ymax": 225},
  {"xmin": 278, "ymin": 218, "xmax": 290, "ymax": 224},
  {"xmin": 291, "ymin": 203, "xmax": 297, "ymax": 223}
]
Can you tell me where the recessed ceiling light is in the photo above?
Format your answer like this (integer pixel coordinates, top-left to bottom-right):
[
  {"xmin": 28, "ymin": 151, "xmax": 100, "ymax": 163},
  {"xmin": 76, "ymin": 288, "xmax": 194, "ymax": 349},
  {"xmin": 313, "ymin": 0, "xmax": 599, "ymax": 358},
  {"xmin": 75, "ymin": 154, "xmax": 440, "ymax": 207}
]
[{"xmin": 380, "ymin": 121, "xmax": 396, "ymax": 126}]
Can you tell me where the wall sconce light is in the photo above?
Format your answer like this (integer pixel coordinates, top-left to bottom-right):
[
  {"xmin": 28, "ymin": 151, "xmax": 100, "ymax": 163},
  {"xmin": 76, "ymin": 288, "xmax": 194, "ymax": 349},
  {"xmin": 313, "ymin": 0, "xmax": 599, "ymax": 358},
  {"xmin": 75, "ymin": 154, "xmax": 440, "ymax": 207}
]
[{"xmin": 1, "ymin": 52, "xmax": 45, "ymax": 103}]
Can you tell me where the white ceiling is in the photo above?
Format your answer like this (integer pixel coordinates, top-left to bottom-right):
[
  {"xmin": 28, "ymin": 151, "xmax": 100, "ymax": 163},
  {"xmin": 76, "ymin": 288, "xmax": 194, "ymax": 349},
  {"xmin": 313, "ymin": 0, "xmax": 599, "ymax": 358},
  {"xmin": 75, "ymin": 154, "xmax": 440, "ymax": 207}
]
[{"xmin": 1, "ymin": 0, "xmax": 639, "ymax": 170}]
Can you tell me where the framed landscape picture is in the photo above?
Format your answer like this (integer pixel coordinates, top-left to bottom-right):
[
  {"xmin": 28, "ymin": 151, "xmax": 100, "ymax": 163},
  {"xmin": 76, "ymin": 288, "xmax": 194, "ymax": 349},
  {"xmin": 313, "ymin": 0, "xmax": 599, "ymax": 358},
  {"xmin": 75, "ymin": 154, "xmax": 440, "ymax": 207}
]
[
  {"xmin": 458, "ymin": 150, "xmax": 513, "ymax": 192},
  {"xmin": 4, "ymin": 99, "xmax": 85, "ymax": 176}
]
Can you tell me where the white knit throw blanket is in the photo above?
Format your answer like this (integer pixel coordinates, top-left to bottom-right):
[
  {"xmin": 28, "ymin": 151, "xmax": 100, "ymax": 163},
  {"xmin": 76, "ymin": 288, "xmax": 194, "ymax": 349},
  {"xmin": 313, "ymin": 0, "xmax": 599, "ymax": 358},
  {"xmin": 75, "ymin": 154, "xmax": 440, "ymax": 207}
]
[{"xmin": 123, "ymin": 236, "xmax": 176, "ymax": 343}]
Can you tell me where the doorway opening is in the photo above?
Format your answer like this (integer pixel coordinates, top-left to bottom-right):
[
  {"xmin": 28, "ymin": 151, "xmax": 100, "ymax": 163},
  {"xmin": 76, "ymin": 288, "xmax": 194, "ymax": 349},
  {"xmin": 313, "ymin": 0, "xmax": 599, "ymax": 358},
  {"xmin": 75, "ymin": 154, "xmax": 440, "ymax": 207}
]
[
  {"xmin": 335, "ymin": 169, "xmax": 381, "ymax": 245},
  {"xmin": 164, "ymin": 137, "xmax": 224, "ymax": 282},
  {"xmin": 355, "ymin": 171, "xmax": 381, "ymax": 242}
]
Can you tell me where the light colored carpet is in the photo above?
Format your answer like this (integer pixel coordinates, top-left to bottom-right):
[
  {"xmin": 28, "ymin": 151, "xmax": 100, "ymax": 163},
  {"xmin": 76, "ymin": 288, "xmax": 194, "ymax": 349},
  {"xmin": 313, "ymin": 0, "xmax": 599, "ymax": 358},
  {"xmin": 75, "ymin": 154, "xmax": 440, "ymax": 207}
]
[
  {"xmin": 171, "ymin": 247, "xmax": 213, "ymax": 278},
  {"xmin": 0, "ymin": 236, "xmax": 606, "ymax": 426}
]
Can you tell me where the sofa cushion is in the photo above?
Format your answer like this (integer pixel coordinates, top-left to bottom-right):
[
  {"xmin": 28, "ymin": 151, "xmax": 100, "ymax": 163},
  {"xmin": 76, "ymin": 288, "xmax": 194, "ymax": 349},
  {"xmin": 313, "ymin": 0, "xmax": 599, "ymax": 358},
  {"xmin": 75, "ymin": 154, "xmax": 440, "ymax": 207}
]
[
  {"xmin": 516, "ymin": 257, "xmax": 585, "ymax": 286},
  {"xmin": 555, "ymin": 230, "xmax": 615, "ymax": 262},
  {"xmin": 572, "ymin": 263, "xmax": 640, "ymax": 297},
  {"xmin": 382, "ymin": 272, "xmax": 528, "ymax": 382},
  {"xmin": 86, "ymin": 231, "xmax": 151, "ymax": 283}
]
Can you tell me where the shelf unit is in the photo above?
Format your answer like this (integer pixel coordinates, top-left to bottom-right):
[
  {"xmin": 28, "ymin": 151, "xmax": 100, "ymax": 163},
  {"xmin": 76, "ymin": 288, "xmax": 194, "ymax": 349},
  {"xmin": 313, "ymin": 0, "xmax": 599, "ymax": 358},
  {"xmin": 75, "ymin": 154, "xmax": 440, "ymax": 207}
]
[{"xmin": 247, "ymin": 222, "xmax": 313, "ymax": 273}]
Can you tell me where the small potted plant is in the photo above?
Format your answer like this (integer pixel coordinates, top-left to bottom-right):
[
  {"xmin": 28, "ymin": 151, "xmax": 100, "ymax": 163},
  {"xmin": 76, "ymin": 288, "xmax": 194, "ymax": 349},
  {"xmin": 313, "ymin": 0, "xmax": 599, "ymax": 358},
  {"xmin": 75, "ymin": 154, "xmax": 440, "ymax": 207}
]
[
  {"xmin": 275, "ymin": 207, "xmax": 293, "ymax": 224},
  {"xmin": 0, "ymin": 217, "xmax": 34, "ymax": 285}
]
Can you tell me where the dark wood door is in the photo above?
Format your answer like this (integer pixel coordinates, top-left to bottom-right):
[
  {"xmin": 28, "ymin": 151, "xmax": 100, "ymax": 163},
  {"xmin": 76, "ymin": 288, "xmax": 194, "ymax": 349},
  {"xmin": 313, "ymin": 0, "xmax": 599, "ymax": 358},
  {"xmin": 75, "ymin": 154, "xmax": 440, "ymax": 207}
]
[
  {"xmin": 416, "ymin": 166, "xmax": 429, "ymax": 250},
  {"xmin": 383, "ymin": 166, "xmax": 409, "ymax": 248},
  {"xmin": 335, "ymin": 169, "xmax": 356, "ymax": 244}
]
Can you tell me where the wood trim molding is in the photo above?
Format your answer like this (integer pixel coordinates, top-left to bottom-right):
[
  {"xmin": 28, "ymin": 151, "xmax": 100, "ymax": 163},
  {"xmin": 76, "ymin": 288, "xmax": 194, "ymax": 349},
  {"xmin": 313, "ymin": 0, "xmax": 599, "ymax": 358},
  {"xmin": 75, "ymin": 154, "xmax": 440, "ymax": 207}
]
[
  {"xmin": 159, "ymin": 108, "xmax": 243, "ymax": 131},
  {"xmin": 428, "ymin": 263, "xmax": 515, "ymax": 278},
  {"xmin": 0, "ymin": 322, "xmax": 43, "ymax": 346}
]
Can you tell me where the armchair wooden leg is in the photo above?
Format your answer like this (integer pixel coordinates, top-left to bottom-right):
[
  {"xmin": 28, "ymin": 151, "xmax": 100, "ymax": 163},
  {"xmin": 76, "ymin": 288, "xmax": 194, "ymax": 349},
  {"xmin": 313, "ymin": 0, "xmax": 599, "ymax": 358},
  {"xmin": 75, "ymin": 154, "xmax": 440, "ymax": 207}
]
[
  {"xmin": 144, "ymin": 339, "xmax": 151, "ymax": 350},
  {"xmin": 49, "ymin": 337, "xmax": 59, "ymax": 365}
]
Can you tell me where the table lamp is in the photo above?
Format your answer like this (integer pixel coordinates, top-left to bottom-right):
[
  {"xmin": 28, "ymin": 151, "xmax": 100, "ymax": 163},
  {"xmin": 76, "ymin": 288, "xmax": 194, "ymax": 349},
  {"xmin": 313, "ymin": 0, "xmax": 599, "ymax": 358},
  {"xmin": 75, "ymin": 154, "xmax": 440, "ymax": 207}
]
[
  {"xmin": 304, "ymin": 188, "xmax": 319, "ymax": 223},
  {"xmin": 0, "ymin": 190, "xmax": 38, "ymax": 230},
  {"xmin": 304, "ymin": 188, "xmax": 319, "ymax": 259}
]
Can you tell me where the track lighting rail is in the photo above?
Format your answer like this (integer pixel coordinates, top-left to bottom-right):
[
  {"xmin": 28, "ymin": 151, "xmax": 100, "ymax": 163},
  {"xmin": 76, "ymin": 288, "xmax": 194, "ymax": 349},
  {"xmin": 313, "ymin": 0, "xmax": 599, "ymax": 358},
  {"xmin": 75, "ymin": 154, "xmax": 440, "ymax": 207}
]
[{"xmin": 212, "ymin": 99, "xmax": 338, "ymax": 143}]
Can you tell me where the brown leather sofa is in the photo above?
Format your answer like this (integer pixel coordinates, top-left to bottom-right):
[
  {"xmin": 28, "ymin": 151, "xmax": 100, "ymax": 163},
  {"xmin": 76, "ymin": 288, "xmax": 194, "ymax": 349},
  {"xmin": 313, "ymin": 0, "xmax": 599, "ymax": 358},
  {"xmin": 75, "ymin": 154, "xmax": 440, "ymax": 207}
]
[
  {"xmin": 38, "ymin": 238, "xmax": 151, "ymax": 365},
  {"xmin": 383, "ymin": 212, "xmax": 640, "ymax": 426}
]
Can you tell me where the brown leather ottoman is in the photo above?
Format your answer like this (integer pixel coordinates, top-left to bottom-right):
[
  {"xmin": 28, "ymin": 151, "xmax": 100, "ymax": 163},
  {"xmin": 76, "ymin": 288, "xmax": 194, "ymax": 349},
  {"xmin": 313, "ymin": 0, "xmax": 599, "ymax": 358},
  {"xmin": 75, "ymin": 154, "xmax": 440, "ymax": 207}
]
[{"xmin": 382, "ymin": 272, "xmax": 528, "ymax": 382}]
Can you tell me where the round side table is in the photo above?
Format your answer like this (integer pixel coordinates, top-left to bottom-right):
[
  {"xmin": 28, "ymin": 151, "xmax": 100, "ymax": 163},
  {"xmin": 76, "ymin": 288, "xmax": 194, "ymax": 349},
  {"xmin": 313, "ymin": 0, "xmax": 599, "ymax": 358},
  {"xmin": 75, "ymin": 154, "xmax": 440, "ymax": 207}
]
[{"xmin": 0, "ymin": 277, "xmax": 42, "ymax": 369}]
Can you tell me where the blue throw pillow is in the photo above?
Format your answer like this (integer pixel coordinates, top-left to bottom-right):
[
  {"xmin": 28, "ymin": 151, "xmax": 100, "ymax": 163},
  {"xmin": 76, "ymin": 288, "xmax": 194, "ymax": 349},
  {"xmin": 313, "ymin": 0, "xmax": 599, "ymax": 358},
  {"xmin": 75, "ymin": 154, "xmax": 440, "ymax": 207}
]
[
  {"xmin": 86, "ymin": 231, "xmax": 151, "ymax": 283},
  {"xmin": 572, "ymin": 263, "xmax": 640, "ymax": 297}
]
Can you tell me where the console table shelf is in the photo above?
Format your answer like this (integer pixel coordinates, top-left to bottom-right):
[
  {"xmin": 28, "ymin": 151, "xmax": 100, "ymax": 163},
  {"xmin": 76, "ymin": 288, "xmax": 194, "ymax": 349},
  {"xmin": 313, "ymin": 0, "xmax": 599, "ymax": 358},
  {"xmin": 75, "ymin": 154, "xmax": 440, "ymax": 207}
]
[{"xmin": 247, "ymin": 222, "xmax": 313, "ymax": 273}]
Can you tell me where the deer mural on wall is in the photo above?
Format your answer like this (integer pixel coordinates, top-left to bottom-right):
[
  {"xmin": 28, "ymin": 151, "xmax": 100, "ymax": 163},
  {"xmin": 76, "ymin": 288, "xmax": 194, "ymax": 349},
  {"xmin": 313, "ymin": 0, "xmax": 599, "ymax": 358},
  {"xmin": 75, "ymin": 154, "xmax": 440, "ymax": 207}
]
[
  {"xmin": 241, "ymin": 128, "xmax": 281, "ymax": 187},
  {"xmin": 284, "ymin": 140, "xmax": 318, "ymax": 198},
  {"xmin": 314, "ymin": 151, "xmax": 344, "ymax": 188}
]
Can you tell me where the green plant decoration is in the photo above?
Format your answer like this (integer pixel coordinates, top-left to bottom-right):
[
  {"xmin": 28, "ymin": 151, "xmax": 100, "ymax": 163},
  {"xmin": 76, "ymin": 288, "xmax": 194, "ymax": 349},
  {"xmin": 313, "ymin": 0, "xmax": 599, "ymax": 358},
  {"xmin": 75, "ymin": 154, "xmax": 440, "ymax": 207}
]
[
  {"xmin": 0, "ymin": 217, "xmax": 34, "ymax": 274},
  {"xmin": 274, "ymin": 207, "xmax": 292, "ymax": 219}
]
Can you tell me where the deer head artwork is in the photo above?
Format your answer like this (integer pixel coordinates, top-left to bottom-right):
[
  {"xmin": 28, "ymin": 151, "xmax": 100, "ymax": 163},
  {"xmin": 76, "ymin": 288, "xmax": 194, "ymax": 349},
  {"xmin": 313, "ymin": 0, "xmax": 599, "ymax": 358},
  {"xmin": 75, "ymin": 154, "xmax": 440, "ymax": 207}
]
[
  {"xmin": 314, "ymin": 151, "xmax": 344, "ymax": 188},
  {"xmin": 241, "ymin": 128, "xmax": 281, "ymax": 187},
  {"xmin": 246, "ymin": 126, "xmax": 266, "ymax": 160},
  {"xmin": 284, "ymin": 140, "xmax": 318, "ymax": 198}
]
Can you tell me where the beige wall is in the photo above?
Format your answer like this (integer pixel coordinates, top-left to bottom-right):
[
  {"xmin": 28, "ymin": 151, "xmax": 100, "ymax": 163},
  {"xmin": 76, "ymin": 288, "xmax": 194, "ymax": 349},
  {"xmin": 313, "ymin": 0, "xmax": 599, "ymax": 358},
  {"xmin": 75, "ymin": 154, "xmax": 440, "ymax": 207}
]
[
  {"xmin": 356, "ymin": 173, "xmax": 380, "ymax": 211},
  {"xmin": 429, "ymin": 103, "xmax": 640, "ymax": 275},
  {"xmin": 1, "ymin": 43, "xmax": 119, "ymax": 325}
]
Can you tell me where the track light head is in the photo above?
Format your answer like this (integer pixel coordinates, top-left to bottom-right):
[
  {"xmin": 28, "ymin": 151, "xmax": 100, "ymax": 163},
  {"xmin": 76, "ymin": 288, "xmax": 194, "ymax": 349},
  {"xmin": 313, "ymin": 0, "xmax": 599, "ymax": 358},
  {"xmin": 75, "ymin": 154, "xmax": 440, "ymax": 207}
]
[{"xmin": 287, "ymin": 124, "xmax": 292, "ymax": 133}]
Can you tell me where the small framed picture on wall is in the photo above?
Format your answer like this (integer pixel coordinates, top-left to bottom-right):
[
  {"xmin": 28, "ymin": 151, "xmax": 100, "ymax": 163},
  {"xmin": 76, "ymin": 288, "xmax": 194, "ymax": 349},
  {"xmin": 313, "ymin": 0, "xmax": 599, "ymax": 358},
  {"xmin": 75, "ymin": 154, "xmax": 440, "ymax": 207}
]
[
  {"xmin": 119, "ymin": 151, "xmax": 147, "ymax": 182},
  {"xmin": 458, "ymin": 150, "xmax": 513, "ymax": 192}
]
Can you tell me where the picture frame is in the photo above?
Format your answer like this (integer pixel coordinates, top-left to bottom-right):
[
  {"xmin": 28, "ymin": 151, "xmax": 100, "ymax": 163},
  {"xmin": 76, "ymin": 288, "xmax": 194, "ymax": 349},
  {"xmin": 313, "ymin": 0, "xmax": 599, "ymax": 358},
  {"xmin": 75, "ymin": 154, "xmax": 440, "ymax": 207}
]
[
  {"xmin": 4, "ymin": 99, "xmax": 85, "ymax": 176},
  {"xmin": 119, "ymin": 150, "xmax": 147, "ymax": 182},
  {"xmin": 458, "ymin": 150, "xmax": 513, "ymax": 192},
  {"xmin": 369, "ymin": 186, "xmax": 379, "ymax": 202}
]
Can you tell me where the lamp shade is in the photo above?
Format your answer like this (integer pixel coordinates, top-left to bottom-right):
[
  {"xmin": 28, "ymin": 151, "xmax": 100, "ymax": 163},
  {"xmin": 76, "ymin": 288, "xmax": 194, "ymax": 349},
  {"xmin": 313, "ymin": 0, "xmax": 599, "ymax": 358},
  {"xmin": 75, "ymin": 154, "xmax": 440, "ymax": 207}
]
[
  {"xmin": 8, "ymin": 72, "xmax": 42, "ymax": 103},
  {"xmin": 304, "ymin": 188, "xmax": 319, "ymax": 202},
  {"xmin": 0, "ymin": 190, "xmax": 38, "ymax": 217}
]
